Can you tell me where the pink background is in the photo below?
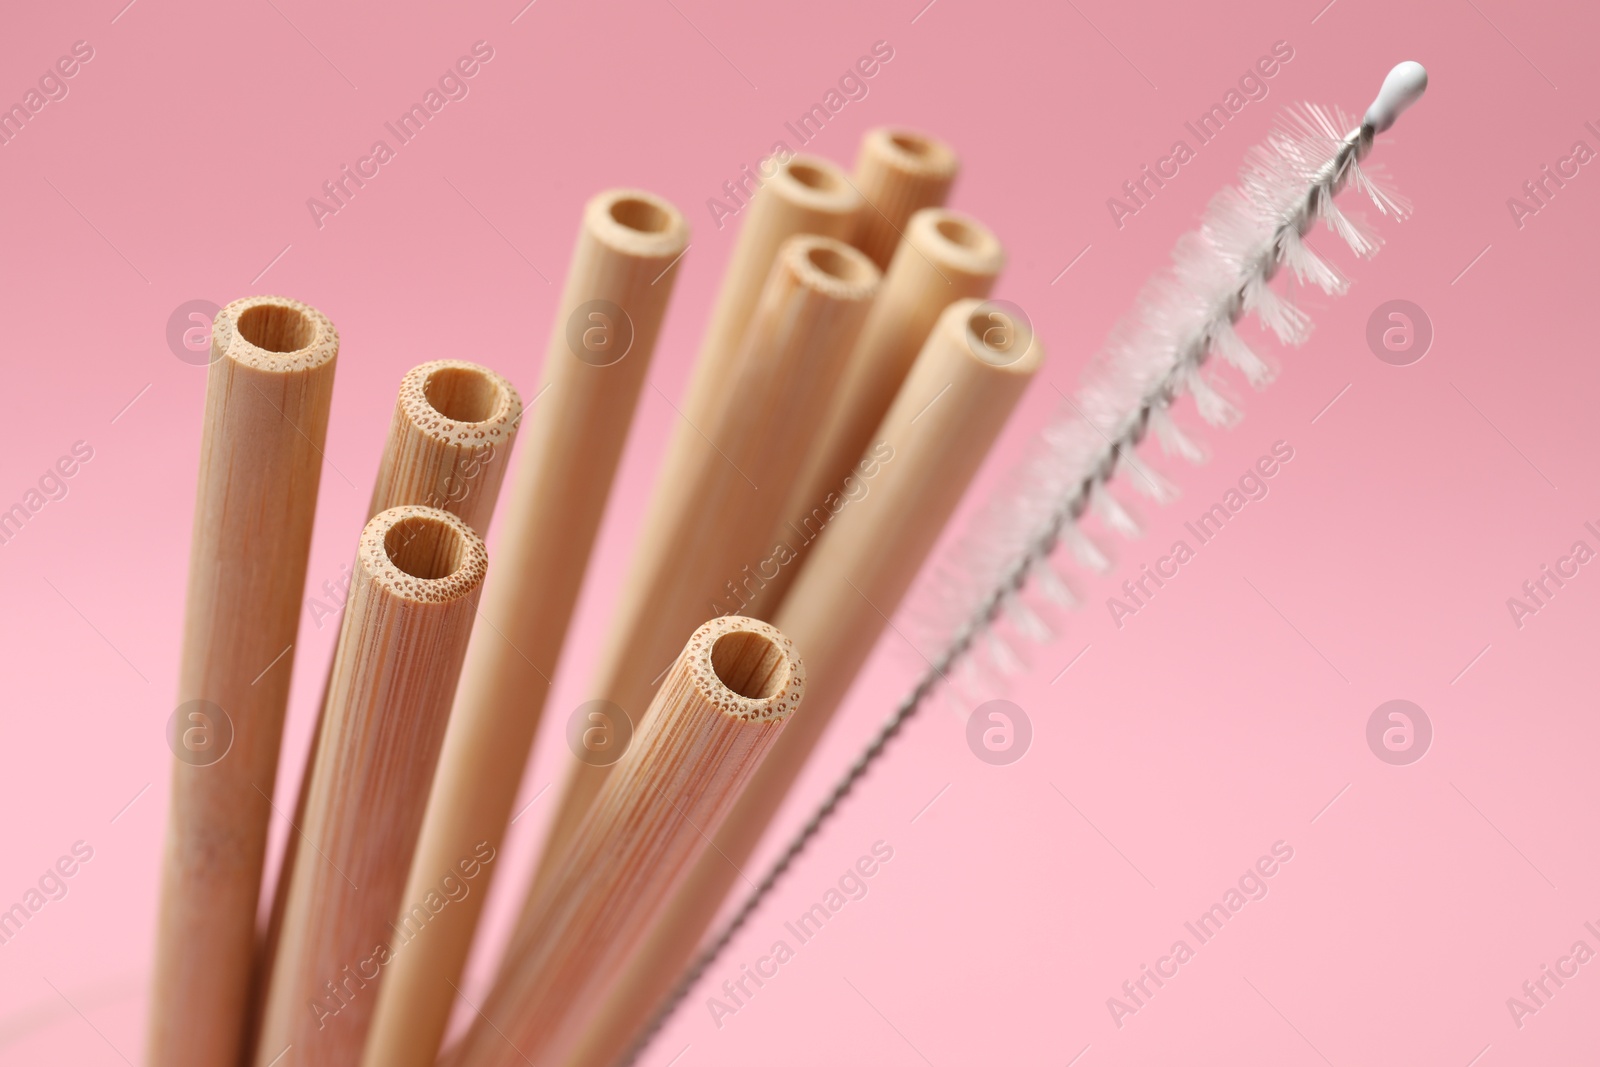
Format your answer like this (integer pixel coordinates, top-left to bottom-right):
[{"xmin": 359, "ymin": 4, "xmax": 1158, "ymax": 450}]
[{"xmin": 1, "ymin": 0, "xmax": 1596, "ymax": 1063}]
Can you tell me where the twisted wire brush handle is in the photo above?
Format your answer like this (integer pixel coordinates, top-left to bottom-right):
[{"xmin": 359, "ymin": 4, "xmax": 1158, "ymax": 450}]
[{"xmin": 620, "ymin": 61, "xmax": 1429, "ymax": 1065}]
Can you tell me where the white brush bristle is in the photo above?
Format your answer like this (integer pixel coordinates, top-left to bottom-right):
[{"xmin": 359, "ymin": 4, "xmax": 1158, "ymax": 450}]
[
  {"xmin": 1092, "ymin": 484, "xmax": 1142, "ymax": 539},
  {"xmin": 1121, "ymin": 451, "xmax": 1179, "ymax": 504},
  {"xmin": 1004, "ymin": 594, "xmax": 1053, "ymax": 644},
  {"xmin": 1061, "ymin": 523, "xmax": 1112, "ymax": 574},
  {"xmin": 1280, "ymin": 226, "xmax": 1349, "ymax": 294},
  {"xmin": 1210, "ymin": 317, "xmax": 1277, "ymax": 386},
  {"xmin": 1031, "ymin": 557, "xmax": 1079, "ymax": 609},
  {"xmin": 1148, "ymin": 403, "xmax": 1207, "ymax": 464},
  {"xmin": 1243, "ymin": 272, "xmax": 1311, "ymax": 345}
]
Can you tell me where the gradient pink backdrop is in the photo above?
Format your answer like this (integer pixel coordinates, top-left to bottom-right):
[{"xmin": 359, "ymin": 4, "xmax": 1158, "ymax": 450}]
[{"xmin": 1, "ymin": 0, "xmax": 1596, "ymax": 1063}]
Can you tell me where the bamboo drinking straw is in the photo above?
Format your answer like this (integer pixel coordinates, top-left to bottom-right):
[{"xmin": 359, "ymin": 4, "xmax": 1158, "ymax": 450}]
[
  {"xmin": 252, "ymin": 505, "xmax": 488, "ymax": 1067},
  {"xmin": 250, "ymin": 359, "xmax": 520, "ymax": 1046},
  {"xmin": 530, "ymin": 236, "xmax": 880, "ymax": 897},
  {"xmin": 561, "ymin": 298, "xmax": 1043, "ymax": 1067},
  {"xmin": 742, "ymin": 207, "xmax": 1004, "ymax": 617},
  {"xmin": 369, "ymin": 360, "xmax": 523, "ymax": 532},
  {"xmin": 849, "ymin": 127, "xmax": 959, "ymax": 270},
  {"xmin": 145, "ymin": 296, "xmax": 337, "ymax": 1067},
  {"xmin": 358, "ymin": 190, "xmax": 689, "ymax": 1067},
  {"xmin": 679, "ymin": 153, "xmax": 861, "ymax": 429},
  {"xmin": 449, "ymin": 616, "xmax": 802, "ymax": 1067}
]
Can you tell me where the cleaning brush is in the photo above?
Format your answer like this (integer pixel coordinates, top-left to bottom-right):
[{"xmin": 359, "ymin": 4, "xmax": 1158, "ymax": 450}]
[
  {"xmin": 916, "ymin": 61, "xmax": 1429, "ymax": 684},
  {"xmin": 623, "ymin": 60, "xmax": 1430, "ymax": 1063}
]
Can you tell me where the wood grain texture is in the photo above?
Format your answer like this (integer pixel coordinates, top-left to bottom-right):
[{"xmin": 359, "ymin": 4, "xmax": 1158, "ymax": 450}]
[
  {"xmin": 252, "ymin": 506, "xmax": 487, "ymax": 1067},
  {"xmin": 849, "ymin": 127, "xmax": 959, "ymax": 270},
  {"xmin": 248, "ymin": 360, "xmax": 520, "ymax": 1055},
  {"xmin": 358, "ymin": 190, "xmax": 689, "ymax": 1067},
  {"xmin": 743, "ymin": 207, "xmax": 1004, "ymax": 617},
  {"xmin": 449, "ymin": 616, "xmax": 802, "ymax": 1067},
  {"xmin": 680, "ymin": 154, "xmax": 861, "ymax": 430},
  {"xmin": 531, "ymin": 235, "xmax": 880, "ymax": 899},
  {"xmin": 560, "ymin": 298, "xmax": 1043, "ymax": 1067},
  {"xmin": 145, "ymin": 295, "xmax": 338, "ymax": 1067}
]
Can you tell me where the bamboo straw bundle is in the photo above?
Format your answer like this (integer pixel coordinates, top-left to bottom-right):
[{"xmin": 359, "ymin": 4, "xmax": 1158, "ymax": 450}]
[
  {"xmin": 146, "ymin": 296, "xmax": 338, "ymax": 1067},
  {"xmin": 742, "ymin": 206, "xmax": 1005, "ymax": 617},
  {"xmin": 848, "ymin": 127, "xmax": 960, "ymax": 270},
  {"xmin": 145, "ymin": 147, "xmax": 1015, "ymax": 1067},
  {"xmin": 449, "ymin": 616, "xmax": 802, "ymax": 1067},
  {"xmin": 252, "ymin": 506, "xmax": 488, "ymax": 1067},
  {"xmin": 531, "ymin": 235, "xmax": 880, "ymax": 894},
  {"xmin": 357, "ymin": 190, "xmax": 690, "ymax": 1067},
  {"xmin": 561, "ymin": 298, "xmax": 1043, "ymax": 1067},
  {"xmin": 248, "ymin": 359, "xmax": 521, "ymax": 1052}
]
